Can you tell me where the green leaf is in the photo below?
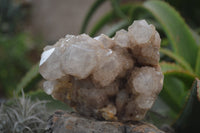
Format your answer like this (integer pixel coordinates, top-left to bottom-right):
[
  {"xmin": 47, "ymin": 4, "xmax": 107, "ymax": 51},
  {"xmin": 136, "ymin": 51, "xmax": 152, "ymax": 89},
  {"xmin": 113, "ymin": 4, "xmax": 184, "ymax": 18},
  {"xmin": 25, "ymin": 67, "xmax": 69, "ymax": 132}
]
[
  {"xmin": 110, "ymin": 0, "xmax": 127, "ymax": 19},
  {"xmin": 160, "ymin": 38, "xmax": 169, "ymax": 47},
  {"xmin": 106, "ymin": 20, "xmax": 129, "ymax": 37},
  {"xmin": 195, "ymin": 47, "xmax": 200, "ymax": 76},
  {"xmin": 89, "ymin": 10, "xmax": 115, "ymax": 37},
  {"xmin": 16, "ymin": 63, "xmax": 41, "ymax": 95},
  {"xmin": 89, "ymin": 4, "xmax": 137, "ymax": 36},
  {"xmin": 157, "ymin": 69, "xmax": 195, "ymax": 119},
  {"xmin": 29, "ymin": 90, "xmax": 72, "ymax": 113},
  {"xmin": 173, "ymin": 78, "xmax": 200, "ymax": 133},
  {"xmin": 160, "ymin": 48, "xmax": 193, "ymax": 73},
  {"xmin": 160, "ymin": 62, "xmax": 184, "ymax": 73},
  {"xmin": 145, "ymin": 97, "xmax": 177, "ymax": 128},
  {"xmin": 190, "ymin": 29, "xmax": 200, "ymax": 46},
  {"xmin": 164, "ymin": 70, "xmax": 195, "ymax": 88},
  {"xmin": 159, "ymin": 70, "xmax": 195, "ymax": 114},
  {"xmin": 144, "ymin": 0, "xmax": 198, "ymax": 69},
  {"xmin": 80, "ymin": 0, "xmax": 106, "ymax": 33},
  {"xmin": 160, "ymin": 75, "xmax": 188, "ymax": 113}
]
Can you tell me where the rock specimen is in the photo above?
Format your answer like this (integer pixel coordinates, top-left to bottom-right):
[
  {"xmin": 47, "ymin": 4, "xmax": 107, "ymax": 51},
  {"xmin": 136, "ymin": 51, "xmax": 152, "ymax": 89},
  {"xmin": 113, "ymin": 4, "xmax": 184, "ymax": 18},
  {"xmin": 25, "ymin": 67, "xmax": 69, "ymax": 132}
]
[
  {"xmin": 39, "ymin": 20, "xmax": 164, "ymax": 121},
  {"xmin": 45, "ymin": 110, "xmax": 164, "ymax": 133}
]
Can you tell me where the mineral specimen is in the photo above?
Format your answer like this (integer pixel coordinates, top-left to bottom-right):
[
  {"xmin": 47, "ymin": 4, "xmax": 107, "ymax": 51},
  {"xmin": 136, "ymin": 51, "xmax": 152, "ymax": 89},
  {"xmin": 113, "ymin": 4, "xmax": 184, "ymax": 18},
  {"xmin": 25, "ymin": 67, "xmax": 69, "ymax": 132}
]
[{"xmin": 39, "ymin": 20, "xmax": 164, "ymax": 121}]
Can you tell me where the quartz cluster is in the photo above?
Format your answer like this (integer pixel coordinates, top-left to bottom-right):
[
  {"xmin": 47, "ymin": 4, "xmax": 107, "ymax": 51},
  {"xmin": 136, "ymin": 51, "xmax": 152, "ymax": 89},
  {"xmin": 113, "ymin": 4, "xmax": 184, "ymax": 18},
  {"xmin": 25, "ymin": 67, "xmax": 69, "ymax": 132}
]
[{"xmin": 39, "ymin": 20, "xmax": 164, "ymax": 121}]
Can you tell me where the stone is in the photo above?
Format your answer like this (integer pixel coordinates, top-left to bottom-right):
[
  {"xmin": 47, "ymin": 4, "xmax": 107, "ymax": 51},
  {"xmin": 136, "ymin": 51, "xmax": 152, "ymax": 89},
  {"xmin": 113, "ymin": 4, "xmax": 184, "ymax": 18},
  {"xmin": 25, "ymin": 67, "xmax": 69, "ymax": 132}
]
[
  {"xmin": 45, "ymin": 111, "xmax": 165, "ymax": 133},
  {"xmin": 39, "ymin": 20, "xmax": 164, "ymax": 122}
]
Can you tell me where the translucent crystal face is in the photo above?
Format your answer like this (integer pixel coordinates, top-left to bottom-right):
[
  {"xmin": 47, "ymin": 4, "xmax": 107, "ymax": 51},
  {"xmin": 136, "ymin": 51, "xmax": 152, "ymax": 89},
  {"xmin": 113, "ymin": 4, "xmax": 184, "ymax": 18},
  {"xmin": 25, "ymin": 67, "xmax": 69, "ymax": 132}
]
[
  {"xmin": 62, "ymin": 45, "xmax": 97, "ymax": 79},
  {"xmin": 39, "ymin": 47, "xmax": 64, "ymax": 80},
  {"xmin": 135, "ymin": 95, "xmax": 155, "ymax": 109},
  {"xmin": 43, "ymin": 80, "xmax": 56, "ymax": 95},
  {"xmin": 114, "ymin": 29, "xmax": 129, "ymax": 48},
  {"xmin": 128, "ymin": 20, "xmax": 155, "ymax": 44},
  {"xmin": 94, "ymin": 34, "xmax": 114, "ymax": 48},
  {"xmin": 40, "ymin": 48, "xmax": 55, "ymax": 66},
  {"xmin": 92, "ymin": 51, "xmax": 123, "ymax": 87},
  {"xmin": 39, "ymin": 20, "xmax": 163, "ymax": 121},
  {"xmin": 130, "ymin": 67, "xmax": 162, "ymax": 95}
]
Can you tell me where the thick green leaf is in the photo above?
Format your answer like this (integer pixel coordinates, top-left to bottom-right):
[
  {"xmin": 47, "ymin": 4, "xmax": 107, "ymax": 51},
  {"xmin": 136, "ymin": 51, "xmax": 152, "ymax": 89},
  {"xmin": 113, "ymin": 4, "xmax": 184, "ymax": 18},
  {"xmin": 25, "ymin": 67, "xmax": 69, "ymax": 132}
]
[
  {"xmin": 89, "ymin": 4, "xmax": 144, "ymax": 36},
  {"xmin": 89, "ymin": 5, "xmax": 133, "ymax": 37},
  {"xmin": 110, "ymin": 0, "xmax": 127, "ymax": 19},
  {"xmin": 80, "ymin": 0, "xmax": 106, "ymax": 33},
  {"xmin": 29, "ymin": 90, "xmax": 72, "ymax": 113},
  {"xmin": 160, "ymin": 38, "xmax": 169, "ymax": 47},
  {"xmin": 164, "ymin": 70, "xmax": 195, "ymax": 88},
  {"xmin": 160, "ymin": 62, "xmax": 184, "ymax": 73},
  {"xmin": 144, "ymin": 0, "xmax": 198, "ymax": 69},
  {"xmin": 160, "ymin": 48, "xmax": 193, "ymax": 73},
  {"xmin": 89, "ymin": 10, "xmax": 115, "ymax": 37},
  {"xmin": 190, "ymin": 29, "xmax": 200, "ymax": 46},
  {"xmin": 160, "ymin": 75, "xmax": 188, "ymax": 113},
  {"xmin": 106, "ymin": 20, "xmax": 129, "ymax": 37},
  {"xmin": 195, "ymin": 47, "xmax": 200, "ymax": 76},
  {"xmin": 159, "ymin": 70, "xmax": 195, "ymax": 115},
  {"xmin": 16, "ymin": 63, "xmax": 41, "ymax": 95},
  {"xmin": 173, "ymin": 78, "xmax": 200, "ymax": 133},
  {"xmin": 145, "ymin": 97, "xmax": 177, "ymax": 128}
]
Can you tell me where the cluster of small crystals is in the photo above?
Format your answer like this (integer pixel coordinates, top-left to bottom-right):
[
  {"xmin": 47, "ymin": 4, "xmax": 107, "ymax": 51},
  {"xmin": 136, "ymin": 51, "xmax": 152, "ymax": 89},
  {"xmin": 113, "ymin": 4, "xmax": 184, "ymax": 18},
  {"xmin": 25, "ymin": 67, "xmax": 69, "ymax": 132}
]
[{"xmin": 39, "ymin": 20, "xmax": 164, "ymax": 121}]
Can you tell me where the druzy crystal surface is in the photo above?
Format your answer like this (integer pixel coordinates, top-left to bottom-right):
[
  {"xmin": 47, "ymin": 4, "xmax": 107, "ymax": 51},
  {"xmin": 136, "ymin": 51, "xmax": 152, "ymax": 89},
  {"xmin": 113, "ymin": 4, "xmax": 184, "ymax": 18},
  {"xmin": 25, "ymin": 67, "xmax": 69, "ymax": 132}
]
[{"xmin": 39, "ymin": 20, "xmax": 164, "ymax": 121}]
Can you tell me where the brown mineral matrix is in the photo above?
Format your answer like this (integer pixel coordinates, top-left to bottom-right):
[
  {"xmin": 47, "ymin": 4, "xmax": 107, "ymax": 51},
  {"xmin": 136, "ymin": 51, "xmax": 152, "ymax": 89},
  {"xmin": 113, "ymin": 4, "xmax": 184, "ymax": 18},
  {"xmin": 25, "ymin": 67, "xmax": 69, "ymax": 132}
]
[
  {"xmin": 39, "ymin": 20, "xmax": 164, "ymax": 121},
  {"xmin": 45, "ymin": 111, "xmax": 165, "ymax": 133}
]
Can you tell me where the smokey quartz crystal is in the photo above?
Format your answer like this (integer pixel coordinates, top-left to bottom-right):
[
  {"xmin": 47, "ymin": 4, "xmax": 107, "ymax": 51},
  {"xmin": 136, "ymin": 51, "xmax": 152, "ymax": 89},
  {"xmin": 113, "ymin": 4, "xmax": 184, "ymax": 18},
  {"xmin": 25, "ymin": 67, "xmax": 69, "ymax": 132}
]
[{"xmin": 39, "ymin": 20, "xmax": 164, "ymax": 121}]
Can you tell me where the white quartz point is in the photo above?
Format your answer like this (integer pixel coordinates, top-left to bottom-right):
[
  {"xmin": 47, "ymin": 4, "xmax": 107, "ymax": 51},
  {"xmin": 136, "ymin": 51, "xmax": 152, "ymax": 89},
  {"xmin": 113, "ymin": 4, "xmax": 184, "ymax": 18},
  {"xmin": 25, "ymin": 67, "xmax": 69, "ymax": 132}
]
[
  {"xmin": 135, "ymin": 95, "xmax": 155, "ymax": 109},
  {"xmin": 94, "ymin": 34, "xmax": 114, "ymax": 48},
  {"xmin": 40, "ymin": 48, "xmax": 55, "ymax": 66},
  {"xmin": 128, "ymin": 20, "xmax": 155, "ymax": 44},
  {"xmin": 92, "ymin": 51, "xmax": 122, "ymax": 87},
  {"xmin": 43, "ymin": 80, "xmax": 57, "ymax": 95},
  {"xmin": 114, "ymin": 29, "xmax": 130, "ymax": 48},
  {"xmin": 62, "ymin": 44, "xmax": 97, "ymax": 79},
  {"xmin": 39, "ymin": 47, "xmax": 64, "ymax": 80},
  {"xmin": 129, "ymin": 67, "xmax": 163, "ymax": 96}
]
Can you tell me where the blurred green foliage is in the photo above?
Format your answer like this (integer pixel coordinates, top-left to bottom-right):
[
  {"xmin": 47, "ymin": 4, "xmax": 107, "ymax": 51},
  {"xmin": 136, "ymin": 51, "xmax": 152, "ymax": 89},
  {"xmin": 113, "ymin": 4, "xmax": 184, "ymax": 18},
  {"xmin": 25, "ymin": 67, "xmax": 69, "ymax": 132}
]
[
  {"xmin": 0, "ymin": 0, "xmax": 40, "ymax": 96},
  {"xmin": 165, "ymin": 0, "xmax": 200, "ymax": 28},
  {"xmin": 0, "ymin": 1, "xmax": 72, "ymax": 132},
  {"xmin": 0, "ymin": 0, "xmax": 31, "ymax": 34},
  {"xmin": 0, "ymin": 33, "xmax": 32, "ymax": 95}
]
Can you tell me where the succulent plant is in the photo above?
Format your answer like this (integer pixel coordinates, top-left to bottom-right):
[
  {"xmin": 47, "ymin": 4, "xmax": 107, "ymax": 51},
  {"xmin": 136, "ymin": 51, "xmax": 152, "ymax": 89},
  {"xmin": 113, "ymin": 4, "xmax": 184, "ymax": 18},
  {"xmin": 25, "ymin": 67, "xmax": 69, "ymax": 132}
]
[{"xmin": 0, "ymin": 90, "xmax": 49, "ymax": 133}]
